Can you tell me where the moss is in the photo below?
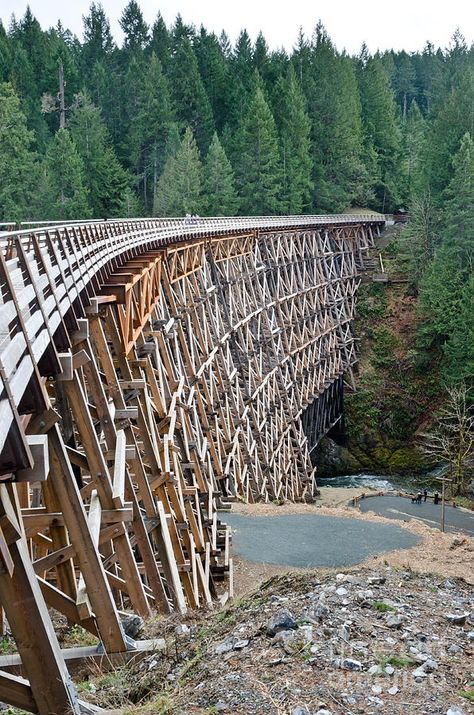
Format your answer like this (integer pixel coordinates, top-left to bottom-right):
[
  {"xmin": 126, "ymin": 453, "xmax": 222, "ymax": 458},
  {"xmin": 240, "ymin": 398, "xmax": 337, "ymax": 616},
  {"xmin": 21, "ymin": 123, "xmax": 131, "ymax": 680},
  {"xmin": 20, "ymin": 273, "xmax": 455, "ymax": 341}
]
[
  {"xmin": 372, "ymin": 601, "xmax": 397, "ymax": 613},
  {"xmin": 387, "ymin": 446, "xmax": 428, "ymax": 473},
  {"xmin": 458, "ymin": 690, "xmax": 474, "ymax": 702},
  {"xmin": 370, "ymin": 446, "xmax": 392, "ymax": 468}
]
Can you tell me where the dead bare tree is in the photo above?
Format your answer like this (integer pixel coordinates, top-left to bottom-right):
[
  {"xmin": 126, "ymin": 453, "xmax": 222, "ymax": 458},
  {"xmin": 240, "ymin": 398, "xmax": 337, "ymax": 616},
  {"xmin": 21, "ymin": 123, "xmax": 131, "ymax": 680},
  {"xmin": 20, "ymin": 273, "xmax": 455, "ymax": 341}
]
[{"xmin": 419, "ymin": 384, "xmax": 474, "ymax": 496}]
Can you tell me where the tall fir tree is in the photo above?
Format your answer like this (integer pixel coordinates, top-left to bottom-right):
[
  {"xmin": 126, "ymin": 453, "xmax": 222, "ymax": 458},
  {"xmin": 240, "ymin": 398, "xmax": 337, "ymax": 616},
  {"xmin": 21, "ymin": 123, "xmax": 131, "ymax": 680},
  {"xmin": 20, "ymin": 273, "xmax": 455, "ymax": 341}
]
[
  {"xmin": 153, "ymin": 127, "xmax": 202, "ymax": 216},
  {"xmin": 304, "ymin": 25, "xmax": 368, "ymax": 211},
  {"xmin": 167, "ymin": 34, "xmax": 215, "ymax": 152},
  {"xmin": 419, "ymin": 133, "xmax": 474, "ymax": 378},
  {"xmin": 233, "ymin": 85, "xmax": 282, "ymax": 215},
  {"xmin": 273, "ymin": 67, "xmax": 312, "ymax": 214},
  {"xmin": 68, "ymin": 93, "xmax": 130, "ymax": 217},
  {"xmin": 203, "ymin": 133, "xmax": 239, "ymax": 216},
  {"xmin": 119, "ymin": 0, "xmax": 149, "ymax": 55},
  {"xmin": 0, "ymin": 82, "xmax": 37, "ymax": 221},
  {"xmin": 359, "ymin": 54, "xmax": 403, "ymax": 211},
  {"xmin": 128, "ymin": 53, "xmax": 175, "ymax": 209},
  {"xmin": 37, "ymin": 128, "xmax": 90, "ymax": 219}
]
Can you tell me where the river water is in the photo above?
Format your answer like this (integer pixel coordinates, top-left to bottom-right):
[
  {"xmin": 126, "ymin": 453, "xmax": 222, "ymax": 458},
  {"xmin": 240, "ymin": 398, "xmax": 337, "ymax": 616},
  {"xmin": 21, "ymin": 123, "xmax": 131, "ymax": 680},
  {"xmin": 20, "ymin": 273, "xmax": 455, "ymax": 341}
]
[{"xmin": 316, "ymin": 472, "xmax": 439, "ymax": 492}]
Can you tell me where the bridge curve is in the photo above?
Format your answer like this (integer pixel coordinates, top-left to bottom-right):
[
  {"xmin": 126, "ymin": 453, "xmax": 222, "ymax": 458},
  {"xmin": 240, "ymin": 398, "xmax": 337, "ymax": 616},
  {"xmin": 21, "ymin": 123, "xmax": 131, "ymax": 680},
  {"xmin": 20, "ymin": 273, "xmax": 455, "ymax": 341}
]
[{"xmin": 0, "ymin": 214, "xmax": 383, "ymax": 714}]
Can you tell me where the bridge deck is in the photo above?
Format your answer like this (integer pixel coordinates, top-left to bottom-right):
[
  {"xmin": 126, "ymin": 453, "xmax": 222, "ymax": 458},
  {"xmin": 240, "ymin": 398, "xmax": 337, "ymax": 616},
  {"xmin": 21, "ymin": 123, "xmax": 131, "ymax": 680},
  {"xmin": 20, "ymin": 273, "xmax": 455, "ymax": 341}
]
[{"xmin": 0, "ymin": 214, "xmax": 384, "ymax": 714}]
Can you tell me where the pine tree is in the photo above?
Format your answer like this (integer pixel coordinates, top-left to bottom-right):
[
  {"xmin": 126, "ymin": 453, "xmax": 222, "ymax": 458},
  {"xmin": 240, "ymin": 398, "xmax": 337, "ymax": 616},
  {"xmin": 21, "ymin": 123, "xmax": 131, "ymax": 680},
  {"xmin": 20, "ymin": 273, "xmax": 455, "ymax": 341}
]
[
  {"xmin": 419, "ymin": 133, "xmax": 474, "ymax": 376},
  {"xmin": 119, "ymin": 0, "xmax": 149, "ymax": 55},
  {"xmin": 81, "ymin": 3, "xmax": 115, "ymax": 80},
  {"xmin": 69, "ymin": 93, "xmax": 131, "ymax": 218},
  {"xmin": 38, "ymin": 128, "xmax": 90, "ymax": 220},
  {"xmin": 0, "ymin": 82, "xmax": 37, "ymax": 221},
  {"xmin": 193, "ymin": 28, "xmax": 229, "ymax": 132},
  {"xmin": 305, "ymin": 25, "xmax": 368, "ymax": 211},
  {"xmin": 149, "ymin": 13, "xmax": 170, "ymax": 69},
  {"xmin": 359, "ymin": 54, "xmax": 403, "ymax": 211},
  {"xmin": 153, "ymin": 127, "xmax": 202, "ymax": 216},
  {"xmin": 203, "ymin": 133, "xmax": 239, "ymax": 216},
  {"xmin": 274, "ymin": 67, "xmax": 312, "ymax": 214},
  {"xmin": 233, "ymin": 86, "xmax": 281, "ymax": 215},
  {"xmin": 128, "ymin": 53, "xmax": 174, "ymax": 209},
  {"xmin": 167, "ymin": 35, "xmax": 215, "ymax": 152}
]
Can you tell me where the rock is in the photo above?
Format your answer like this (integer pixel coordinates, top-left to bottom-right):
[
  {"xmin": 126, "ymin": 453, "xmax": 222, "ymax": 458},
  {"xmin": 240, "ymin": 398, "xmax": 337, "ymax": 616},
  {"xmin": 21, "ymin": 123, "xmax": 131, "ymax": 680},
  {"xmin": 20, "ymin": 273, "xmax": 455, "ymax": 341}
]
[
  {"xmin": 444, "ymin": 580, "xmax": 456, "ymax": 589},
  {"xmin": 422, "ymin": 658, "xmax": 438, "ymax": 672},
  {"xmin": 447, "ymin": 708, "xmax": 465, "ymax": 715},
  {"xmin": 368, "ymin": 664, "xmax": 382, "ymax": 675},
  {"xmin": 448, "ymin": 644, "xmax": 462, "ymax": 654},
  {"xmin": 275, "ymin": 626, "xmax": 312, "ymax": 653},
  {"xmin": 292, "ymin": 708, "xmax": 310, "ymax": 715},
  {"xmin": 336, "ymin": 587, "xmax": 348, "ymax": 596},
  {"xmin": 270, "ymin": 595, "xmax": 289, "ymax": 604},
  {"xmin": 371, "ymin": 685, "xmax": 382, "ymax": 694},
  {"xmin": 338, "ymin": 624, "xmax": 351, "ymax": 642},
  {"xmin": 175, "ymin": 623, "xmax": 190, "ymax": 636},
  {"xmin": 388, "ymin": 686, "xmax": 399, "ymax": 695},
  {"xmin": 233, "ymin": 639, "xmax": 249, "ymax": 650},
  {"xmin": 367, "ymin": 575, "xmax": 386, "ymax": 585},
  {"xmin": 120, "ymin": 614, "xmax": 144, "ymax": 638},
  {"xmin": 384, "ymin": 665, "xmax": 395, "ymax": 675},
  {"xmin": 214, "ymin": 702, "xmax": 227, "ymax": 712},
  {"xmin": 266, "ymin": 608, "xmax": 297, "ymax": 636},
  {"xmin": 315, "ymin": 710, "xmax": 332, "ymax": 715},
  {"xmin": 302, "ymin": 603, "xmax": 329, "ymax": 623},
  {"xmin": 337, "ymin": 657, "xmax": 363, "ymax": 671},
  {"xmin": 445, "ymin": 612, "xmax": 470, "ymax": 625},
  {"xmin": 412, "ymin": 666, "xmax": 428, "ymax": 679},
  {"xmin": 215, "ymin": 637, "xmax": 238, "ymax": 655},
  {"xmin": 385, "ymin": 614, "xmax": 403, "ymax": 628},
  {"xmin": 467, "ymin": 631, "xmax": 474, "ymax": 640}
]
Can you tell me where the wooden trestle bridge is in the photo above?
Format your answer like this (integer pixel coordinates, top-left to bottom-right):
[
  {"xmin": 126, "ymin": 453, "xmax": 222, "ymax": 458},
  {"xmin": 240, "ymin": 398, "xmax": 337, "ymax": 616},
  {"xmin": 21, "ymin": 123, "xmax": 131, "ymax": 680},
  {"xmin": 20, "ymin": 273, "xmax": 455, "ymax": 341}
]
[{"xmin": 0, "ymin": 214, "xmax": 383, "ymax": 713}]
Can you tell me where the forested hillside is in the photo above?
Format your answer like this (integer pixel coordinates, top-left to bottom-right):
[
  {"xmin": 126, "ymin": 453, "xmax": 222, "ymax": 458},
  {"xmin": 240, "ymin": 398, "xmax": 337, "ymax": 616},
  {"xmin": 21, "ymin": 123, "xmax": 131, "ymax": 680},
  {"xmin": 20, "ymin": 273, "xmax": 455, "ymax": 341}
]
[{"xmin": 0, "ymin": 3, "xmax": 472, "ymax": 384}]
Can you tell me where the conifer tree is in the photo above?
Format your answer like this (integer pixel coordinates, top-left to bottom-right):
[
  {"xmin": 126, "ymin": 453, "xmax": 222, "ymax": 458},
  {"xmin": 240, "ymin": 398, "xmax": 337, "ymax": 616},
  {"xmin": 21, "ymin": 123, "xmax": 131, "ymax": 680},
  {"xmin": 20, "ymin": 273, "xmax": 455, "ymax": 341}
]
[
  {"xmin": 274, "ymin": 67, "xmax": 312, "ymax": 214},
  {"xmin": 305, "ymin": 25, "xmax": 368, "ymax": 211},
  {"xmin": 119, "ymin": 0, "xmax": 149, "ymax": 55},
  {"xmin": 203, "ymin": 133, "xmax": 239, "ymax": 216},
  {"xmin": 69, "ymin": 93, "xmax": 130, "ymax": 217},
  {"xmin": 359, "ymin": 54, "xmax": 403, "ymax": 211},
  {"xmin": 149, "ymin": 13, "xmax": 171, "ymax": 69},
  {"xmin": 167, "ymin": 35, "xmax": 215, "ymax": 152},
  {"xmin": 419, "ymin": 133, "xmax": 474, "ymax": 376},
  {"xmin": 128, "ymin": 53, "xmax": 175, "ymax": 209},
  {"xmin": 38, "ymin": 128, "xmax": 90, "ymax": 219},
  {"xmin": 233, "ymin": 86, "xmax": 282, "ymax": 215},
  {"xmin": 153, "ymin": 127, "xmax": 202, "ymax": 216},
  {"xmin": 0, "ymin": 82, "xmax": 37, "ymax": 221}
]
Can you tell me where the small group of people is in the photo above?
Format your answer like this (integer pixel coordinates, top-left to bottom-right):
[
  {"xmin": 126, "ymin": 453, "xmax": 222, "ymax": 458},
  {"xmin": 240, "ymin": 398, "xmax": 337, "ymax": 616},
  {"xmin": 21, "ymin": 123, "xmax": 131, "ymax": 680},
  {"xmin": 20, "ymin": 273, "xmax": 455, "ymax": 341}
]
[
  {"xmin": 411, "ymin": 489, "xmax": 440, "ymax": 504},
  {"xmin": 184, "ymin": 213, "xmax": 200, "ymax": 225}
]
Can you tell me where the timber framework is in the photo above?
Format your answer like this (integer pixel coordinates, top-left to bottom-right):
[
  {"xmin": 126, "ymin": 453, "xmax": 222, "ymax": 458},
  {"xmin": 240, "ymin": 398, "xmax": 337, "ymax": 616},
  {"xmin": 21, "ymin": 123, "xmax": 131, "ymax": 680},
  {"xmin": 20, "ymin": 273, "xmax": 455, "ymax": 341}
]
[{"xmin": 0, "ymin": 214, "xmax": 383, "ymax": 714}]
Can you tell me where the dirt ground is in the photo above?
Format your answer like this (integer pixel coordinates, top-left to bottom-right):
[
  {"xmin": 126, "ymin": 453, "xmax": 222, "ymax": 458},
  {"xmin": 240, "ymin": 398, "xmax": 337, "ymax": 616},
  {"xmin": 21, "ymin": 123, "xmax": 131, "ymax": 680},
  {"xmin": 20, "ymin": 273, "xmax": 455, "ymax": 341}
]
[{"xmin": 229, "ymin": 490, "xmax": 474, "ymax": 597}]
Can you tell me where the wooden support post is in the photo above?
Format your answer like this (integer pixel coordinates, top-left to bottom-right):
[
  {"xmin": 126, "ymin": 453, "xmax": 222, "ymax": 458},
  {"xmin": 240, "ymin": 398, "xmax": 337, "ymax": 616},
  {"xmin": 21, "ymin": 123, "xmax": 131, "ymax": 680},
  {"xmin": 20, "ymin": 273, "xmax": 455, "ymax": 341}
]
[{"xmin": 0, "ymin": 485, "xmax": 81, "ymax": 715}]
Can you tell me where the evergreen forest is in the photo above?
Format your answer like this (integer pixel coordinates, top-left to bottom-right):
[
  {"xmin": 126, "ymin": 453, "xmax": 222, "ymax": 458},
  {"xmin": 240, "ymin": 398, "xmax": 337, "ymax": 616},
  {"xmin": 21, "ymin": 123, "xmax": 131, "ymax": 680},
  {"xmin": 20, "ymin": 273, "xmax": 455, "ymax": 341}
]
[{"xmin": 0, "ymin": 3, "xmax": 473, "ymax": 384}]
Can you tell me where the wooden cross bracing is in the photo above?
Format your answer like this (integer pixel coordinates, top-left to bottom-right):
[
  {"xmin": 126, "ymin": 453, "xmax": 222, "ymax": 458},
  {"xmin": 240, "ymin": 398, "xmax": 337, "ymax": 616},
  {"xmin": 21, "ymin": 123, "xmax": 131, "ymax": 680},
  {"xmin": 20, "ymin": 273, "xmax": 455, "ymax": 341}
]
[{"xmin": 0, "ymin": 215, "xmax": 382, "ymax": 714}]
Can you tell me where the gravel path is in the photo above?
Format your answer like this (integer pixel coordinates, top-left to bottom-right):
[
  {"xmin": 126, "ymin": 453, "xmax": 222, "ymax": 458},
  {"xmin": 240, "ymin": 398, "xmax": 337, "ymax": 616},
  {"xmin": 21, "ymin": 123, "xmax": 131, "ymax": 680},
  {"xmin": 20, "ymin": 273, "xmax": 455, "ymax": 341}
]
[
  {"xmin": 357, "ymin": 495, "xmax": 474, "ymax": 536},
  {"xmin": 225, "ymin": 512, "xmax": 420, "ymax": 568}
]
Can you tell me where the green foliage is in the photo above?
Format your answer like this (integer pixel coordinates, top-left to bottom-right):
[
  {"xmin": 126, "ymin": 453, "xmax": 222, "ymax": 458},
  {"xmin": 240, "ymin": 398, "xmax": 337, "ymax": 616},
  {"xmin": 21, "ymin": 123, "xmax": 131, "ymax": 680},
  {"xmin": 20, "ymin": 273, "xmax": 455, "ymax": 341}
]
[
  {"xmin": 153, "ymin": 127, "xmax": 202, "ymax": 216},
  {"xmin": 372, "ymin": 601, "xmax": 397, "ymax": 612},
  {"xmin": 233, "ymin": 86, "xmax": 282, "ymax": 214},
  {"xmin": 0, "ymin": 82, "xmax": 37, "ymax": 221},
  {"xmin": 274, "ymin": 66, "xmax": 313, "ymax": 213},
  {"xmin": 69, "ymin": 93, "xmax": 130, "ymax": 217},
  {"xmin": 203, "ymin": 133, "xmax": 239, "ymax": 216},
  {"xmin": 359, "ymin": 54, "xmax": 403, "ymax": 211},
  {"xmin": 36, "ymin": 128, "xmax": 90, "ymax": 220}
]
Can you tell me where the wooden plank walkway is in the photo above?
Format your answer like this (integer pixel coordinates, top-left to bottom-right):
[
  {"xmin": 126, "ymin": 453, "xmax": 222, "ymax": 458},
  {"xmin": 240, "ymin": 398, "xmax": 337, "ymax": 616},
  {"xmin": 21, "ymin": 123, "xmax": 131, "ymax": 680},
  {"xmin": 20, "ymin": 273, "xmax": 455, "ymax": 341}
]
[{"xmin": 0, "ymin": 214, "xmax": 384, "ymax": 714}]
